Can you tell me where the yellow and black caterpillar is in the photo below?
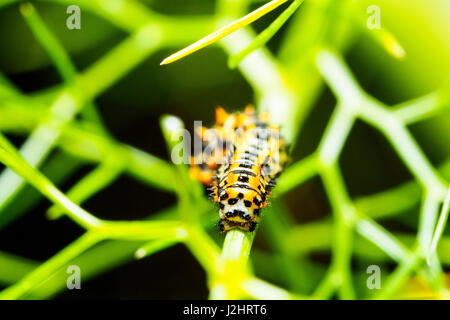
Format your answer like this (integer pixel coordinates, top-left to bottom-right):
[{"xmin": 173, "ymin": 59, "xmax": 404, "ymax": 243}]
[{"xmin": 190, "ymin": 106, "xmax": 288, "ymax": 232}]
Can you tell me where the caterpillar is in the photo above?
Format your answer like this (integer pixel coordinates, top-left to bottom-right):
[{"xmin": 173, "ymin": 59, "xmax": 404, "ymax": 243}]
[{"xmin": 189, "ymin": 106, "xmax": 289, "ymax": 232}]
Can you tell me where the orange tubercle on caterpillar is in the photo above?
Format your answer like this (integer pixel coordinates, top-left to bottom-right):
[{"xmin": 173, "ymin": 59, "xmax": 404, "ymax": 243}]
[
  {"xmin": 215, "ymin": 107, "xmax": 229, "ymax": 125},
  {"xmin": 189, "ymin": 166, "xmax": 214, "ymax": 185}
]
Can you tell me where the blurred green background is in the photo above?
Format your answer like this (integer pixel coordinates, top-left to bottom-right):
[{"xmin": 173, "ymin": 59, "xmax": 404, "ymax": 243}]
[{"xmin": 0, "ymin": 0, "xmax": 449, "ymax": 299}]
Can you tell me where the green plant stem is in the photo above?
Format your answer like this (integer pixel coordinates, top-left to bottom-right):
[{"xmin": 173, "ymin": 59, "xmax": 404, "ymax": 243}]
[
  {"xmin": 417, "ymin": 193, "xmax": 441, "ymax": 252},
  {"xmin": 373, "ymin": 251, "xmax": 423, "ymax": 299},
  {"xmin": 19, "ymin": 2, "xmax": 107, "ymax": 129},
  {"xmin": 135, "ymin": 239, "xmax": 180, "ymax": 260},
  {"xmin": 393, "ymin": 81, "xmax": 450, "ymax": 124},
  {"xmin": 0, "ymin": 143, "xmax": 102, "ymax": 229},
  {"xmin": 229, "ymin": 0, "xmax": 305, "ymax": 68},
  {"xmin": 221, "ymin": 229, "xmax": 256, "ymax": 266},
  {"xmin": 47, "ymin": 162, "xmax": 123, "ymax": 220},
  {"xmin": 0, "ymin": 252, "xmax": 38, "ymax": 286},
  {"xmin": 315, "ymin": 48, "xmax": 450, "ymax": 297},
  {"xmin": 313, "ymin": 269, "xmax": 339, "ymax": 299},
  {"xmin": 0, "ymin": 23, "xmax": 162, "ymax": 214},
  {"xmin": 210, "ymin": 229, "xmax": 256, "ymax": 299},
  {"xmin": 241, "ymin": 277, "xmax": 306, "ymax": 299},
  {"xmin": 430, "ymin": 188, "xmax": 450, "ymax": 257},
  {"xmin": 0, "ymin": 204, "xmax": 203, "ymax": 298},
  {"xmin": 316, "ymin": 49, "xmax": 447, "ymax": 197},
  {"xmin": 261, "ymin": 200, "xmax": 312, "ymax": 292},
  {"xmin": 0, "ymin": 90, "xmax": 177, "ymax": 191},
  {"xmin": 307, "ymin": 85, "xmax": 358, "ymax": 299},
  {"xmin": 160, "ymin": 115, "xmax": 221, "ymax": 276},
  {"xmin": 0, "ymin": 231, "xmax": 101, "ymax": 300},
  {"xmin": 318, "ymin": 165, "xmax": 356, "ymax": 299},
  {"xmin": 0, "ymin": 217, "xmax": 185, "ymax": 298},
  {"xmin": 20, "ymin": 2, "xmax": 74, "ymax": 79},
  {"xmin": 275, "ymin": 153, "xmax": 318, "ymax": 195},
  {"xmin": 286, "ymin": 220, "xmax": 450, "ymax": 265},
  {"xmin": 354, "ymin": 217, "xmax": 410, "ymax": 262}
]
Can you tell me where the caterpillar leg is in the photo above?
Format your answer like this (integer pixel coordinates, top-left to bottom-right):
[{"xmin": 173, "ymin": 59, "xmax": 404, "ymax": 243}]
[{"xmin": 218, "ymin": 219, "xmax": 257, "ymax": 233}]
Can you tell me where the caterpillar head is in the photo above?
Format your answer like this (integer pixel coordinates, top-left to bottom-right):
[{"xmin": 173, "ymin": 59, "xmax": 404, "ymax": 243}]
[
  {"xmin": 218, "ymin": 189, "xmax": 262, "ymax": 224},
  {"xmin": 218, "ymin": 219, "xmax": 257, "ymax": 232}
]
